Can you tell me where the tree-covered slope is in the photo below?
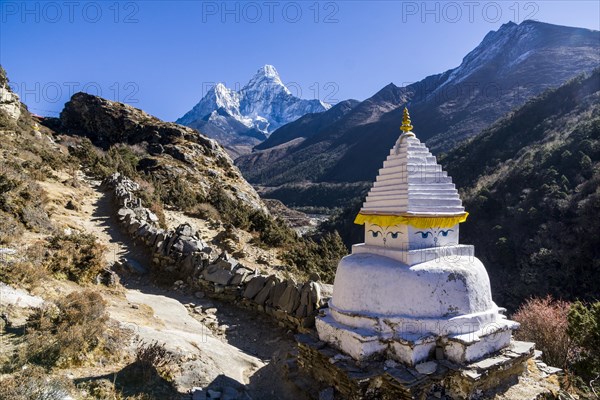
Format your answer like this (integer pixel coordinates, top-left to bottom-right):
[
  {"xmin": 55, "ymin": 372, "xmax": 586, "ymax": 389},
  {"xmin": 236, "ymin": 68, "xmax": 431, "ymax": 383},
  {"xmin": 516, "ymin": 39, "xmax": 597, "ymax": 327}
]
[{"xmin": 442, "ymin": 70, "xmax": 600, "ymax": 310}]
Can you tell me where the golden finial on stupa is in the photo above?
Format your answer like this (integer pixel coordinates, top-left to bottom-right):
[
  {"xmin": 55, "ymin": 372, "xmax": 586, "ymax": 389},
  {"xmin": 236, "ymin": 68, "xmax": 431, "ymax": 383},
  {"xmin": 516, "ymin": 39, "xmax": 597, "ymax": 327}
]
[{"xmin": 400, "ymin": 107, "xmax": 413, "ymax": 133}]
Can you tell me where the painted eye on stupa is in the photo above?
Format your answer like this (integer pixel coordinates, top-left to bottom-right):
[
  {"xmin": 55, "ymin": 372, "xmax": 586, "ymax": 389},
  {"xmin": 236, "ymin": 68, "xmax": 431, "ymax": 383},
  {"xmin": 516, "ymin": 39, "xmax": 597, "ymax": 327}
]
[
  {"xmin": 369, "ymin": 230, "xmax": 381, "ymax": 238},
  {"xmin": 438, "ymin": 229, "xmax": 454, "ymax": 237},
  {"xmin": 416, "ymin": 231, "xmax": 432, "ymax": 239},
  {"xmin": 386, "ymin": 231, "xmax": 401, "ymax": 239}
]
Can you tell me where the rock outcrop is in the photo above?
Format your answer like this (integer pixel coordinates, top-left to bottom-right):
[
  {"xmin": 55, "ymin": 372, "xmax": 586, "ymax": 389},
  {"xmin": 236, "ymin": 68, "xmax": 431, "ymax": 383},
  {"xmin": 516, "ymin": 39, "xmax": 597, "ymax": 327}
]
[
  {"xmin": 0, "ymin": 66, "xmax": 22, "ymax": 121},
  {"xmin": 60, "ymin": 92, "xmax": 266, "ymax": 212}
]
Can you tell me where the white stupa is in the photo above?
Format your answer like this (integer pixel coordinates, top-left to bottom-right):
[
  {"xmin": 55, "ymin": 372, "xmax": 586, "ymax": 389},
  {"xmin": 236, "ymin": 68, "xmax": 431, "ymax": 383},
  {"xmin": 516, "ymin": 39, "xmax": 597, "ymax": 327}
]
[{"xmin": 316, "ymin": 108, "xmax": 518, "ymax": 366}]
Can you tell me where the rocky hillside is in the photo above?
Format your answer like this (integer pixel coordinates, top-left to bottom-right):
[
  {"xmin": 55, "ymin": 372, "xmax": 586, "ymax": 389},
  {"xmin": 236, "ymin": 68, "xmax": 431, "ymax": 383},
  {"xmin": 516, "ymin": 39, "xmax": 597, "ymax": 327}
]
[
  {"xmin": 59, "ymin": 92, "xmax": 266, "ymax": 214},
  {"xmin": 237, "ymin": 21, "xmax": 600, "ymax": 209},
  {"xmin": 177, "ymin": 65, "xmax": 331, "ymax": 157}
]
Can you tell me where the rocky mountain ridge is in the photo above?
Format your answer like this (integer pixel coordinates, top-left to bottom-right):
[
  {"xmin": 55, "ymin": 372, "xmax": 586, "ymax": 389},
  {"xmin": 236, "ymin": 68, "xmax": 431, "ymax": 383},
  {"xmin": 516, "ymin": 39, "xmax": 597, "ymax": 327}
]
[{"xmin": 236, "ymin": 21, "xmax": 600, "ymax": 208}]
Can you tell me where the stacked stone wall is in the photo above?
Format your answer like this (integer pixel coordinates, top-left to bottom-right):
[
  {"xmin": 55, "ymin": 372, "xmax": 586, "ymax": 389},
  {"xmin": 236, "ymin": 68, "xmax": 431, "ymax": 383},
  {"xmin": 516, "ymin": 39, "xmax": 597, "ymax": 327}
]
[{"xmin": 105, "ymin": 173, "xmax": 330, "ymax": 331}]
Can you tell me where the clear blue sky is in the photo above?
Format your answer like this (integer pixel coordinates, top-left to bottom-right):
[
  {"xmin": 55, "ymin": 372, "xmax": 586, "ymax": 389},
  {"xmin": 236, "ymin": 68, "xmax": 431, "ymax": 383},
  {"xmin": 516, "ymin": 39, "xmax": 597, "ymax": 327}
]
[{"xmin": 1, "ymin": 1, "xmax": 598, "ymax": 121}]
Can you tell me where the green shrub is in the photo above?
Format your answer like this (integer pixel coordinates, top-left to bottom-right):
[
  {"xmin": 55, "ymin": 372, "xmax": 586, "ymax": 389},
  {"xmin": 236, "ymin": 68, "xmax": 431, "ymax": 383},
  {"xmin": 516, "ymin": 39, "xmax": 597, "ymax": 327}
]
[
  {"xmin": 567, "ymin": 301, "xmax": 600, "ymax": 383},
  {"xmin": 281, "ymin": 231, "xmax": 346, "ymax": 282}
]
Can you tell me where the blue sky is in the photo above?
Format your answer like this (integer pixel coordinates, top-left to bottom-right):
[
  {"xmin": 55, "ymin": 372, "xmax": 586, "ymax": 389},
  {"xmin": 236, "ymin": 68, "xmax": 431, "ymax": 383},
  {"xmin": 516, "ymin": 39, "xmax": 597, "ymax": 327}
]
[{"xmin": 1, "ymin": 1, "xmax": 599, "ymax": 121}]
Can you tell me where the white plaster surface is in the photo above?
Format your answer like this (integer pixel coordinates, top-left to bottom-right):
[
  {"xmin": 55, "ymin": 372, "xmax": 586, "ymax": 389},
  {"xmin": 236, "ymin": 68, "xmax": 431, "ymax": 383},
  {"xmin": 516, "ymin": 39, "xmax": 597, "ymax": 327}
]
[
  {"xmin": 352, "ymin": 243, "xmax": 474, "ymax": 266},
  {"xmin": 330, "ymin": 254, "xmax": 493, "ymax": 320}
]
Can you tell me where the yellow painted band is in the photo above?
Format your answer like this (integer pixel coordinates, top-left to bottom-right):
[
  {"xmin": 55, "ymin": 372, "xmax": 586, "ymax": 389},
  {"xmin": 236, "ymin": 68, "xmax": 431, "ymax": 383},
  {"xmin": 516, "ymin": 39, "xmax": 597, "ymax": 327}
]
[{"xmin": 353, "ymin": 212, "xmax": 468, "ymax": 229}]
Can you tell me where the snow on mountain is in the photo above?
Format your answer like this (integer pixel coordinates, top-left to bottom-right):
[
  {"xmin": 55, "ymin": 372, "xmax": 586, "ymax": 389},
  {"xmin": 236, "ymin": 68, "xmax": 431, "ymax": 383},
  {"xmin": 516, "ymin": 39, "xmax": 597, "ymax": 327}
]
[{"xmin": 177, "ymin": 65, "xmax": 331, "ymax": 156}]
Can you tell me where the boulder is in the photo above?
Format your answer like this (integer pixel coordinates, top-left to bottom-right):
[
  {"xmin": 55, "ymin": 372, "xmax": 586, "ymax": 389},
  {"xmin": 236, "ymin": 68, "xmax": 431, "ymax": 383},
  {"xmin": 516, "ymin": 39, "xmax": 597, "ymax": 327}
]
[
  {"xmin": 127, "ymin": 219, "xmax": 142, "ymax": 234},
  {"xmin": 230, "ymin": 266, "xmax": 253, "ymax": 286},
  {"xmin": 202, "ymin": 265, "xmax": 234, "ymax": 286},
  {"xmin": 242, "ymin": 276, "xmax": 267, "ymax": 299},
  {"xmin": 268, "ymin": 280, "xmax": 288, "ymax": 307},
  {"xmin": 182, "ymin": 239, "xmax": 206, "ymax": 254},
  {"xmin": 213, "ymin": 257, "xmax": 238, "ymax": 271},
  {"xmin": 146, "ymin": 209, "xmax": 160, "ymax": 223},
  {"xmin": 253, "ymin": 277, "xmax": 278, "ymax": 306},
  {"xmin": 309, "ymin": 281, "xmax": 322, "ymax": 307},
  {"xmin": 96, "ymin": 268, "xmax": 119, "ymax": 287},
  {"xmin": 278, "ymin": 283, "xmax": 301, "ymax": 314}
]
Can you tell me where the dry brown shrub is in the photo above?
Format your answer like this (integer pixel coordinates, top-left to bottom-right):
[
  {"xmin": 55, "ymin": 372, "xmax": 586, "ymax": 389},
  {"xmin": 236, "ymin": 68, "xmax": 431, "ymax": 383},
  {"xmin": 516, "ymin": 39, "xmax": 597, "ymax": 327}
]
[
  {"xmin": 134, "ymin": 341, "xmax": 176, "ymax": 383},
  {"xmin": 0, "ymin": 365, "xmax": 76, "ymax": 400},
  {"xmin": 45, "ymin": 233, "xmax": 106, "ymax": 283},
  {"xmin": 513, "ymin": 295, "xmax": 573, "ymax": 368},
  {"xmin": 186, "ymin": 202, "xmax": 221, "ymax": 221},
  {"xmin": 23, "ymin": 289, "xmax": 109, "ymax": 368}
]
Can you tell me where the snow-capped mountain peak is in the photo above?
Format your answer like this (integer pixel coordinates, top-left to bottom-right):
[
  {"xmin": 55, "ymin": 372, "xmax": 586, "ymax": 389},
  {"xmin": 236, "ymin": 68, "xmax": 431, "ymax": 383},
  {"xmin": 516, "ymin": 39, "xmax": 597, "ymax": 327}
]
[
  {"xmin": 177, "ymin": 66, "xmax": 331, "ymax": 155},
  {"xmin": 243, "ymin": 65, "xmax": 290, "ymax": 95}
]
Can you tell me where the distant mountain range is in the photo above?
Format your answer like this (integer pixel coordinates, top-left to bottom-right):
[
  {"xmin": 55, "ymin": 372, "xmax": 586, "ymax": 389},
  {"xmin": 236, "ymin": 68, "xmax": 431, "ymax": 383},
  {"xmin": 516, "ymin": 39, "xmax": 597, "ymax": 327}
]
[
  {"xmin": 236, "ymin": 21, "xmax": 600, "ymax": 208},
  {"xmin": 177, "ymin": 65, "xmax": 331, "ymax": 157}
]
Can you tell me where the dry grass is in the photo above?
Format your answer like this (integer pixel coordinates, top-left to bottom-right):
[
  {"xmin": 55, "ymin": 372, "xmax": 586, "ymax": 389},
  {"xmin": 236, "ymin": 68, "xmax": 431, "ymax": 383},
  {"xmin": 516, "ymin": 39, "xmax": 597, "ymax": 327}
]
[
  {"xmin": 20, "ymin": 289, "xmax": 110, "ymax": 369},
  {"xmin": 45, "ymin": 233, "xmax": 107, "ymax": 283},
  {"xmin": 0, "ymin": 365, "xmax": 77, "ymax": 400}
]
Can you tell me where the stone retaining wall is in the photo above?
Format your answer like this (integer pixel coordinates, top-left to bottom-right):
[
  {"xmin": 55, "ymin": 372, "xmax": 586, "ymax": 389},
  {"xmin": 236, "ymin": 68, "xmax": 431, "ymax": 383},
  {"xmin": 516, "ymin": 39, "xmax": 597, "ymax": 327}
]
[{"xmin": 105, "ymin": 173, "xmax": 329, "ymax": 331}]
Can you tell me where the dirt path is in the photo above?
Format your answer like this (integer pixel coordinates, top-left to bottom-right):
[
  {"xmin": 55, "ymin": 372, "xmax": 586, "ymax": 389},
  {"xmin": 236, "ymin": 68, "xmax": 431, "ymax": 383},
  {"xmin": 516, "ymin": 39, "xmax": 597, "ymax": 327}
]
[{"xmin": 75, "ymin": 179, "xmax": 308, "ymax": 399}]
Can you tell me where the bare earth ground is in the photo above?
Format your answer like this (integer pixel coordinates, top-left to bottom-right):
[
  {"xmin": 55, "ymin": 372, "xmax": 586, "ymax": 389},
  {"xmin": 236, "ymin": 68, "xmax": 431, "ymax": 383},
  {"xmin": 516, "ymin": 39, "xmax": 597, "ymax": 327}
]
[{"xmin": 2, "ymin": 173, "xmax": 309, "ymax": 399}]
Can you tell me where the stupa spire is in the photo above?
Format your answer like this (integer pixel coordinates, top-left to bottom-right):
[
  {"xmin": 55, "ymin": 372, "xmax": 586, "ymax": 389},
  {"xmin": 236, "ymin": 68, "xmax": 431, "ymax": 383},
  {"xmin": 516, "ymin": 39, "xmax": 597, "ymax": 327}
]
[{"xmin": 400, "ymin": 107, "xmax": 413, "ymax": 133}]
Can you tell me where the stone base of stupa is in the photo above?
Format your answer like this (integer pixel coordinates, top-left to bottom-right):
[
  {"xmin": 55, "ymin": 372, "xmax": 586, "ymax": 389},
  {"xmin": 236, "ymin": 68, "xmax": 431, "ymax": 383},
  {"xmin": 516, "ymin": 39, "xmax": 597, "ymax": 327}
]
[
  {"xmin": 294, "ymin": 333, "xmax": 561, "ymax": 400},
  {"xmin": 316, "ymin": 310, "xmax": 516, "ymax": 366}
]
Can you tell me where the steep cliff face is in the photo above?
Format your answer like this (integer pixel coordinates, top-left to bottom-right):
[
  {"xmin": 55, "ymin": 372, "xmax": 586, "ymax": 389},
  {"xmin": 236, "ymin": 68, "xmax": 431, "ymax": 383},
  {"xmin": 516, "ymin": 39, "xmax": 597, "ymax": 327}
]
[{"xmin": 60, "ymin": 92, "xmax": 267, "ymax": 213}]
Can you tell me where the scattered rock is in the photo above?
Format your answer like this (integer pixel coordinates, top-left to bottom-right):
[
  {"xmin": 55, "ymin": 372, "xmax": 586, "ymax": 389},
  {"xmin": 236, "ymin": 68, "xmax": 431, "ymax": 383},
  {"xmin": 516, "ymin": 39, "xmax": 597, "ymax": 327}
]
[
  {"xmin": 96, "ymin": 268, "xmax": 119, "ymax": 287},
  {"xmin": 195, "ymin": 291, "xmax": 206, "ymax": 299},
  {"xmin": 176, "ymin": 223, "xmax": 195, "ymax": 237}
]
